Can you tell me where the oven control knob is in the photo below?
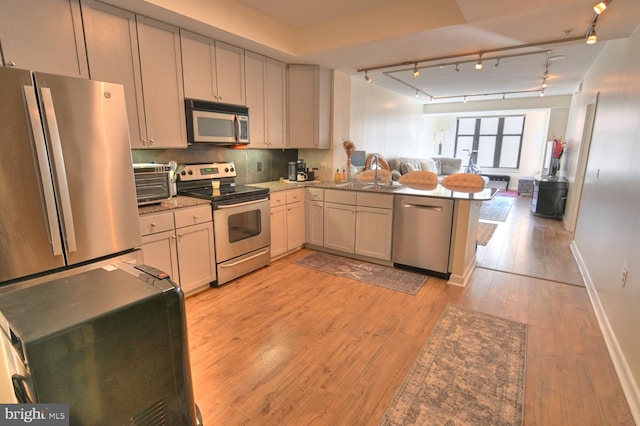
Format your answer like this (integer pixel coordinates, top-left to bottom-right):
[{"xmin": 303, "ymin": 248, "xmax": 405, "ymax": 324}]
[
  {"xmin": 225, "ymin": 167, "xmax": 229, "ymax": 172},
  {"xmin": 188, "ymin": 170, "xmax": 193, "ymax": 175},
  {"xmin": 230, "ymin": 166, "xmax": 235, "ymax": 172},
  {"xmin": 180, "ymin": 170, "xmax": 186, "ymax": 175}
]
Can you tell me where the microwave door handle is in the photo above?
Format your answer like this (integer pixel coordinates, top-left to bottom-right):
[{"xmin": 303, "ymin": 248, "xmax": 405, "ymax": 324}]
[
  {"xmin": 40, "ymin": 87, "xmax": 77, "ymax": 253},
  {"xmin": 234, "ymin": 115, "xmax": 240, "ymax": 143},
  {"xmin": 23, "ymin": 85, "xmax": 64, "ymax": 256}
]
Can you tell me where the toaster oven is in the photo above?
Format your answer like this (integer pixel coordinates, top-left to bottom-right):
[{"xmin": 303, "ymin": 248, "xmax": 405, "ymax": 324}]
[{"xmin": 133, "ymin": 163, "xmax": 172, "ymax": 205}]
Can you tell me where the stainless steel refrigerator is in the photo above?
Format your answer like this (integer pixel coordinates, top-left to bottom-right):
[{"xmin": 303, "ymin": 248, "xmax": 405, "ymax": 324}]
[
  {"xmin": 0, "ymin": 66, "xmax": 140, "ymax": 284},
  {"xmin": 0, "ymin": 67, "xmax": 200, "ymax": 425}
]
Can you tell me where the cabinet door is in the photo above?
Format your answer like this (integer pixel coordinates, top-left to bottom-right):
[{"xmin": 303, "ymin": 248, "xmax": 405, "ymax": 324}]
[
  {"xmin": 306, "ymin": 201, "xmax": 324, "ymax": 246},
  {"xmin": 266, "ymin": 58, "xmax": 287, "ymax": 148},
  {"xmin": 141, "ymin": 230, "xmax": 179, "ymax": 284},
  {"xmin": 83, "ymin": 2, "xmax": 146, "ymax": 147},
  {"xmin": 288, "ymin": 65, "xmax": 317, "ymax": 148},
  {"xmin": 0, "ymin": 0, "xmax": 87, "ymax": 77},
  {"xmin": 270, "ymin": 204, "xmax": 287, "ymax": 258},
  {"xmin": 136, "ymin": 16, "xmax": 187, "ymax": 148},
  {"xmin": 287, "ymin": 202, "xmax": 305, "ymax": 251},
  {"xmin": 176, "ymin": 221, "xmax": 216, "ymax": 294},
  {"xmin": 324, "ymin": 202, "xmax": 355, "ymax": 253},
  {"xmin": 245, "ymin": 52, "xmax": 267, "ymax": 147},
  {"xmin": 180, "ymin": 30, "xmax": 217, "ymax": 101},
  {"xmin": 215, "ymin": 42, "xmax": 245, "ymax": 105},
  {"xmin": 355, "ymin": 206, "xmax": 393, "ymax": 260}
]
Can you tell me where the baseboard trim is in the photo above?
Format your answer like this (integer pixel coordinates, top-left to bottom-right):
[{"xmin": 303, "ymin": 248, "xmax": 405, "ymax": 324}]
[
  {"xmin": 570, "ymin": 241, "xmax": 640, "ymax": 424},
  {"xmin": 447, "ymin": 257, "xmax": 476, "ymax": 287}
]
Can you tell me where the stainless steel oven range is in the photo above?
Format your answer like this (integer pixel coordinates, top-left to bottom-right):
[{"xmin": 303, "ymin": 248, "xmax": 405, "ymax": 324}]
[{"xmin": 177, "ymin": 162, "xmax": 270, "ymax": 285}]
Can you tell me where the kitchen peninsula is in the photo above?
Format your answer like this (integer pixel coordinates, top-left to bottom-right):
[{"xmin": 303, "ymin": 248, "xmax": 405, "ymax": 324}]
[{"xmin": 255, "ymin": 180, "xmax": 497, "ymax": 287}]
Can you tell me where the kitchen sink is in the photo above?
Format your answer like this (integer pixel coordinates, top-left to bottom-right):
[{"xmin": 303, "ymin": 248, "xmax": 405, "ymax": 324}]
[{"xmin": 333, "ymin": 181, "xmax": 403, "ymax": 192}]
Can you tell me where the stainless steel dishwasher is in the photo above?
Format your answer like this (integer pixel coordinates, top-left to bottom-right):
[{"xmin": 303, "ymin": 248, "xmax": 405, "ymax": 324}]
[{"xmin": 393, "ymin": 195, "xmax": 454, "ymax": 276}]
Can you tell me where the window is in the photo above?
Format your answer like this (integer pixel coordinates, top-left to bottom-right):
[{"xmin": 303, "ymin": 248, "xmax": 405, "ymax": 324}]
[{"xmin": 454, "ymin": 115, "xmax": 525, "ymax": 169}]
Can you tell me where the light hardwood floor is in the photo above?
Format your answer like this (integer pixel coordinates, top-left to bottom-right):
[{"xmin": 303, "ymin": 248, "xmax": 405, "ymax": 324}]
[{"xmin": 185, "ymin": 197, "xmax": 634, "ymax": 425}]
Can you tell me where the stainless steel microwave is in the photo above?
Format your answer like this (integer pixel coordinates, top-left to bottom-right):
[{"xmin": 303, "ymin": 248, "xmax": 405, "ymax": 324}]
[{"xmin": 185, "ymin": 98, "xmax": 249, "ymax": 145}]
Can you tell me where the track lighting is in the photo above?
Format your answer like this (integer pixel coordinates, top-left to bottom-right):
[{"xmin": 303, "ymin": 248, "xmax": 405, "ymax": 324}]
[
  {"xmin": 475, "ymin": 54, "xmax": 483, "ymax": 70},
  {"xmin": 455, "ymin": 64, "xmax": 460, "ymax": 73},
  {"xmin": 494, "ymin": 58, "xmax": 500, "ymax": 69},
  {"xmin": 593, "ymin": 0, "xmax": 611, "ymax": 14},
  {"xmin": 413, "ymin": 64, "xmax": 420, "ymax": 78},
  {"xmin": 415, "ymin": 89, "xmax": 419, "ymax": 97},
  {"xmin": 540, "ymin": 90, "xmax": 545, "ymax": 97},
  {"xmin": 463, "ymin": 96, "xmax": 468, "ymax": 103},
  {"xmin": 586, "ymin": 27, "xmax": 597, "ymax": 44},
  {"xmin": 364, "ymin": 71, "xmax": 371, "ymax": 83}
]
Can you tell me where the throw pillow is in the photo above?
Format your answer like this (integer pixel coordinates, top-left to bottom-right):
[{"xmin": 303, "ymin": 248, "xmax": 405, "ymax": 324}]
[
  {"xmin": 400, "ymin": 162, "xmax": 417, "ymax": 174},
  {"xmin": 431, "ymin": 158, "xmax": 442, "ymax": 175},
  {"xmin": 421, "ymin": 159, "xmax": 437, "ymax": 174}
]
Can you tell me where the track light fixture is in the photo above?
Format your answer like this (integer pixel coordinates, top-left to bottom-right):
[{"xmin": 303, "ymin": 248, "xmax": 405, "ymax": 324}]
[
  {"xmin": 475, "ymin": 54, "xmax": 483, "ymax": 70},
  {"xmin": 364, "ymin": 71, "xmax": 371, "ymax": 83},
  {"xmin": 454, "ymin": 64, "xmax": 460, "ymax": 73},
  {"xmin": 415, "ymin": 89, "xmax": 419, "ymax": 97},
  {"xmin": 593, "ymin": 0, "xmax": 611, "ymax": 14},
  {"xmin": 413, "ymin": 64, "xmax": 420, "ymax": 78},
  {"xmin": 463, "ymin": 96, "xmax": 468, "ymax": 103},
  {"xmin": 586, "ymin": 26, "xmax": 597, "ymax": 44},
  {"xmin": 494, "ymin": 58, "xmax": 500, "ymax": 69}
]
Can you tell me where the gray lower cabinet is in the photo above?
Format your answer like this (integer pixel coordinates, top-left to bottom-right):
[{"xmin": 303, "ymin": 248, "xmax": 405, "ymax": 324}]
[{"xmin": 139, "ymin": 205, "xmax": 215, "ymax": 295}]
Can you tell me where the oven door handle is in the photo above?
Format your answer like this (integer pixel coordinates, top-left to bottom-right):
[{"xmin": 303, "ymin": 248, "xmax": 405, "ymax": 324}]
[
  {"xmin": 220, "ymin": 247, "xmax": 270, "ymax": 268},
  {"xmin": 217, "ymin": 198, "xmax": 268, "ymax": 209}
]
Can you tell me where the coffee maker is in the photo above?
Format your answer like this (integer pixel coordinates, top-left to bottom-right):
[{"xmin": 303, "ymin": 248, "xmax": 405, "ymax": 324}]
[{"xmin": 296, "ymin": 159, "xmax": 307, "ymax": 181}]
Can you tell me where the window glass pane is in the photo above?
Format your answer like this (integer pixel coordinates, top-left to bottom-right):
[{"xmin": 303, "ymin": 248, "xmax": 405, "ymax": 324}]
[
  {"xmin": 477, "ymin": 136, "xmax": 496, "ymax": 167},
  {"xmin": 503, "ymin": 116, "xmax": 524, "ymax": 134},
  {"xmin": 480, "ymin": 117, "xmax": 499, "ymax": 134},
  {"xmin": 458, "ymin": 118, "xmax": 476, "ymax": 134},
  {"xmin": 456, "ymin": 136, "xmax": 473, "ymax": 159},
  {"xmin": 499, "ymin": 136, "xmax": 521, "ymax": 167}
]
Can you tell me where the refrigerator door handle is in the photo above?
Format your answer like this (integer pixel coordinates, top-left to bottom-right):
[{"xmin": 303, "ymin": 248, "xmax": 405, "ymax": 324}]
[
  {"xmin": 40, "ymin": 87, "xmax": 77, "ymax": 253},
  {"xmin": 23, "ymin": 85, "xmax": 64, "ymax": 256}
]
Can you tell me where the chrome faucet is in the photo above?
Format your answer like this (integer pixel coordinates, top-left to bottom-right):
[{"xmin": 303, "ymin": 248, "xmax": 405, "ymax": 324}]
[{"xmin": 371, "ymin": 154, "xmax": 381, "ymax": 182}]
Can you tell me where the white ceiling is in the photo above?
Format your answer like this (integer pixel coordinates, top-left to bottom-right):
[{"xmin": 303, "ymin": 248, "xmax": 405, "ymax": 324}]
[{"xmin": 102, "ymin": 0, "xmax": 640, "ymax": 104}]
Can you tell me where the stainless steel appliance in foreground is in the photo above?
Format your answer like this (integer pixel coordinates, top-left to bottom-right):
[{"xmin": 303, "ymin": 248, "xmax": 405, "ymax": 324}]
[
  {"xmin": 0, "ymin": 67, "xmax": 140, "ymax": 284},
  {"xmin": 393, "ymin": 195, "xmax": 454, "ymax": 277},
  {"xmin": 0, "ymin": 264, "xmax": 198, "ymax": 425},
  {"xmin": 177, "ymin": 163, "xmax": 271, "ymax": 285}
]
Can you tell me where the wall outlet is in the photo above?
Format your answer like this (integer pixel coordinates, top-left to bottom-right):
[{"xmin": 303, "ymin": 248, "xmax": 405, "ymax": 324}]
[{"xmin": 620, "ymin": 267, "xmax": 628, "ymax": 288}]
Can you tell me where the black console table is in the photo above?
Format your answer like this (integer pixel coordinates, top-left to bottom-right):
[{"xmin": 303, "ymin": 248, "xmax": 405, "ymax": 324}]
[{"xmin": 531, "ymin": 176, "xmax": 568, "ymax": 219}]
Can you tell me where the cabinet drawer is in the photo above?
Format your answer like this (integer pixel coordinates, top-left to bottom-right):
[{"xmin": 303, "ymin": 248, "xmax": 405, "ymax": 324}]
[
  {"xmin": 270, "ymin": 191, "xmax": 287, "ymax": 207},
  {"xmin": 174, "ymin": 205, "xmax": 212, "ymax": 228},
  {"xmin": 286, "ymin": 188, "xmax": 304, "ymax": 204},
  {"xmin": 139, "ymin": 211, "xmax": 175, "ymax": 236},
  {"xmin": 306, "ymin": 187, "xmax": 324, "ymax": 201},
  {"xmin": 325, "ymin": 189, "xmax": 356, "ymax": 205},
  {"xmin": 357, "ymin": 192, "xmax": 394, "ymax": 209}
]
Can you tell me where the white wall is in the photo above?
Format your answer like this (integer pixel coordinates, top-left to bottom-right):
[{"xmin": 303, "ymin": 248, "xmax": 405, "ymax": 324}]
[{"xmin": 566, "ymin": 29, "xmax": 640, "ymax": 421}]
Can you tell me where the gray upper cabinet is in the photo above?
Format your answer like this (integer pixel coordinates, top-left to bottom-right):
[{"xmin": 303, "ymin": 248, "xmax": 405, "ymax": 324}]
[
  {"xmin": 245, "ymin": 52, "xmax": 286, "ymax": 148},
  {"xmin": 181, "ymin": 30, "xmax": 246, "ymax": 106},
  {"xmin": 0, "ymin": 0, "xmax": 88, "ymax": 77},
  {"xmin": 288, "ymin": 65, "xmax": 331, "ymax": 149},
  {"xmin": 82, "ymin": 2, "xmax": 187, "ymax": 148}
]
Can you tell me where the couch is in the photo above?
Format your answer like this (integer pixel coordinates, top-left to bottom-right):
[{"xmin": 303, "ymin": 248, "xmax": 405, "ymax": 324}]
[{"xmin": 388, "ymin": 157, "xmax": 464, "ymax": 182}]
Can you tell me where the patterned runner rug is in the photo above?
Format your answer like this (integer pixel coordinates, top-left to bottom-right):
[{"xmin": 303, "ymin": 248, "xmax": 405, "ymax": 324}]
[
  {"xmin": 380, "ymin": 304, "xmax": 527, "ymax": 425},
  {"xmin": 480, "ymin": 195, "xmax": 515, "ymax": 222},
  {"xmin": 294, "ymin": 252, "xmax": 427, "ymax": 295},
  {"xmin": 477, "ymin": 221, "xmax": 498, "ymax": 246}
]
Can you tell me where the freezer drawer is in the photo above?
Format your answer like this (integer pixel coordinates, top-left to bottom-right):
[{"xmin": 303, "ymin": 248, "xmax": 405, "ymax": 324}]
[{"xmin": 393, "ymin": 195, "xmax": 454, "ymax": 275}]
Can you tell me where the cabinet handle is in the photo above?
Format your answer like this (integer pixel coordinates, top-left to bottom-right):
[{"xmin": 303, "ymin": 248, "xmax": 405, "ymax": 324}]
[
  {"xmin": 192, "ymin": 215, "xmax": 198, "ymax": 220},
  {"xmin": 178, "ymin": 233, "xmax": 184, "ymax": 238},
  {"xmin": 150, "ymin": 222, "xmax": 156, "ymax": 227},
  {"xmin": 148, "ymin": 139, "xmax": 154, "ymax": 145},
  {"xmin": 7, "ymin": 61, "xmax": 16, "ymax": 67},
  {"xmin": 171, "ymin": 235, "xmax": 176, "ymax": 240}
]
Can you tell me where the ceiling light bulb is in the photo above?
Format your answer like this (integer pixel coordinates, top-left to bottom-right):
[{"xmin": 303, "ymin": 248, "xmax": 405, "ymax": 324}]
[
  {"xmin": 413, "ymin": 65, "xmax": 420, "ymax": 78},
  {"xmin": 593, "ymin": 0, "xmax": 611, "ymax": 14},
  {"xmin": 540, "ymin": 90, "xmax": 545, "ymax": 97},
  {"xmin": 415, "ymin": 90, "xmax": 419, "ymax": 97},
  {"xmin": 475, "ymin": 55, "xmax": 483, "ymax": 70},
  {"xmin": 463, "ymin": 96, "xmax": 468, "ymax": 103},
  {"xmin": 587, "ymin": 29, "xmax": 597, "ymax": 44},
  {"xmin": 365, "ymin": 71, "xmax": 372, "ymax": 83}
]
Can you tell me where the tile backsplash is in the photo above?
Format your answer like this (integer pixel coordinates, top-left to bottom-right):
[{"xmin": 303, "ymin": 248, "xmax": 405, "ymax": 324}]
[{"xmin": 132, "ymin": 146, "xmax": 299, "ymax": 185}]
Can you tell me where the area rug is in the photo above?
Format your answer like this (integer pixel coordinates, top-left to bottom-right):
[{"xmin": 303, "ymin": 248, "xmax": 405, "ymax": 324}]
[
  {"xmin": 477, "ymin": 221, "xmax": 498, "ymax": 246},
  {"xmin": 294, "ymin": 252, "xmax": 427, "ymax": 295},
  {"xmin": 480, "ymin": 195, "xmax": 516, "ymax": 222},
  {"xmin": 379, "ymin": 304, "xmax": 527, "ymax": 426}
]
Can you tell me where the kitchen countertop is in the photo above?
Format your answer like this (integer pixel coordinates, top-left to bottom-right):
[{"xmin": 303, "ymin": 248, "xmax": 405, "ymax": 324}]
[
  {"xmin": 249, "ymin": 179, "xmax": 497, "ymax": 201},
  {"xmin": 138, "ymin": 196, "xmax": 211, "ymax": 215}
]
